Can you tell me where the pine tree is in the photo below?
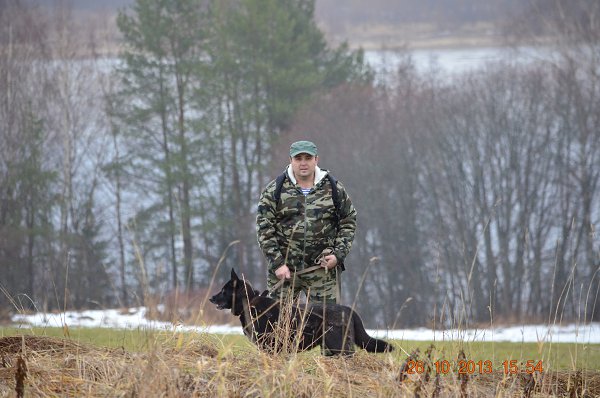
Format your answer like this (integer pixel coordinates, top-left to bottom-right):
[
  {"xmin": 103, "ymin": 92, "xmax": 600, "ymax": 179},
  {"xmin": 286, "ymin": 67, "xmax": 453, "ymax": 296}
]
[
  {"xmin": 114, "ymin": 0, "xmax": 208, "ymax": 291},
  {"xmin": 204, "ymin": 0, "xmax": 370, "ymax": 281}
]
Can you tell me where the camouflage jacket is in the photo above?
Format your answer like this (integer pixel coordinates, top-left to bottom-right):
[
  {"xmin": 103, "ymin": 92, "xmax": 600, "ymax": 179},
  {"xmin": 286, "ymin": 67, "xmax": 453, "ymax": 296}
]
[{"xmin": 256, "ymin": 165, "xmax": 357, "ymax": 272}]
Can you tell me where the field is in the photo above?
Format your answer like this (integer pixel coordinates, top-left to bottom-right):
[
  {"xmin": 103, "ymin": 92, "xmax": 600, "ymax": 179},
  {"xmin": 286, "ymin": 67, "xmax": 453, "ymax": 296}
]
[{"xmin": 1, "ymin": 327, "xmax": 599, "ymax": 397}]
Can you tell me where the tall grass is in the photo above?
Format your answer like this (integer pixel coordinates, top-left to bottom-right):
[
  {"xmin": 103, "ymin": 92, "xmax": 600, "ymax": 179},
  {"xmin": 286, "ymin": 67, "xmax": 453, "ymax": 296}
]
[
  {"xmin": 2, "ymin": 238, "xmax": 600, "ymax": 396},
  {"xmin": 1, "ymin": 328, "xmax": 599, "ymax": 397}
]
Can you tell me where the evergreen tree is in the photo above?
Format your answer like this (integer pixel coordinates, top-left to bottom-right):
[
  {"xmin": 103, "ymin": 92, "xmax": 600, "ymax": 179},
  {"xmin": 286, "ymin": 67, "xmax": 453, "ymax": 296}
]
[
  {"xmin": 17, "ymin": 108, "xmax": 57, "ymax": 305},
  {"xmin": 0, "ymin": 102, "xmax": 56, "ymax": 311},
  {"xmin": 204, "ymin": 0, "xmax": 370, "ymax": 282},
  {"xmin": 114, "ymin": 0, "xmax": 208, "ymax": 291}
]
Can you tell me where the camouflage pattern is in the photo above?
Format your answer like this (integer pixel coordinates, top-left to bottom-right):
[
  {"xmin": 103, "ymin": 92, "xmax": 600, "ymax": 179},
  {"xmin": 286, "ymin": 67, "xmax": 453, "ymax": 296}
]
[
  {"xmin": 256, "ymin": 166, "xmax": 357, "ymax": 303},
  {"xmin": 267, "ymin": 267, "xmax": 339, "ymax": 303}
]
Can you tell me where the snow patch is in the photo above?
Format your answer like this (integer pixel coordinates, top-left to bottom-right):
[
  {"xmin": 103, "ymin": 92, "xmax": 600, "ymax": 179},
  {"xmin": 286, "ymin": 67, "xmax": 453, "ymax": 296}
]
[{"xmin": 11, "ymin": 308, "xmax": 600, "ymax": 344}]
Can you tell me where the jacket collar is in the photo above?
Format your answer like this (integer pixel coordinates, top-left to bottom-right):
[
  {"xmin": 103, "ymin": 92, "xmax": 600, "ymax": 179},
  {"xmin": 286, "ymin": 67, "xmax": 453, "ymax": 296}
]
[{"xmin": 286, "ymin": 165, "xmax": 328, "ymax": 186}]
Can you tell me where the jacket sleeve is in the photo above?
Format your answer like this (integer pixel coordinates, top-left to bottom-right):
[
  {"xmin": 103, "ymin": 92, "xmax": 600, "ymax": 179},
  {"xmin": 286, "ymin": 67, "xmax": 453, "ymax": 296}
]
[
  {"xmin": 256, "ymin": 181, "xmax": 285, "ymax": 271},
  {"xmin": 333, "ymin": 181, "xmax": 357, "ymax": 264}
]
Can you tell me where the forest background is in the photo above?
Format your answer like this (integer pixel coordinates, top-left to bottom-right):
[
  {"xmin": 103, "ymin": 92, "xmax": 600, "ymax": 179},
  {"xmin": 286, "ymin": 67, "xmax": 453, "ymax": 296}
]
[{"xmin": 1, "ymin": 0, "xmax": 599, "ymax": 329}]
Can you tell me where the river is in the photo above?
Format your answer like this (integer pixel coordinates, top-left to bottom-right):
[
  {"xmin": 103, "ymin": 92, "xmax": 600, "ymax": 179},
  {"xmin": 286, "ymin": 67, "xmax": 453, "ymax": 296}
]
[{"xmin": 364, "ymin": 45, "xmax": 554, "ymax": 76}]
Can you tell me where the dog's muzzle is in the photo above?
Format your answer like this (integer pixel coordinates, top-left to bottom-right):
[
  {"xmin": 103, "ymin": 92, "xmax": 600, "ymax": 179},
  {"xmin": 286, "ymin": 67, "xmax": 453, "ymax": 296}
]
[{"xmin": 209, "ymin": 295, "xmax": 226, "ymax": 310}]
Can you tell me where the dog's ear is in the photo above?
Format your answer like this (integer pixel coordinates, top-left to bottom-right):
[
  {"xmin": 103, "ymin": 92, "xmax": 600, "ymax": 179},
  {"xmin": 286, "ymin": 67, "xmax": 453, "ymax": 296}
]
[{"xmin": 230, "ymin": 268, "xmax": 239, "ymax": 281}]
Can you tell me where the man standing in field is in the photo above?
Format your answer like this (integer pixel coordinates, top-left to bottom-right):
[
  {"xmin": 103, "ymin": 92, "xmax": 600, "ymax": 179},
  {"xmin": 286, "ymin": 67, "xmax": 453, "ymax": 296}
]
[{"xmin": 256, "ymin": 140, "xmax": 357, "ymax": 304}]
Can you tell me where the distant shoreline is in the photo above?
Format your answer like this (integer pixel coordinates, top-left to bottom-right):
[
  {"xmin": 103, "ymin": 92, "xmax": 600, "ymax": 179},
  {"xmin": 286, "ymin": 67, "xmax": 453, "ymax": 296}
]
[
  {"xmin": 318, "ymin": 21, "xmax": 533, "ymax": 51},
  {"xmin": 345, "ymin": 36, "xmax": 507, "ymax": 51}
]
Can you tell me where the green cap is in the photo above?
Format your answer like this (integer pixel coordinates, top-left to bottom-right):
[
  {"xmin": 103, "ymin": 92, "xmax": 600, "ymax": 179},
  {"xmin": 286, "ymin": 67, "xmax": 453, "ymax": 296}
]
[{"xmin": 290, "ymin": 140, "xmax": 318, "ymax": 157}]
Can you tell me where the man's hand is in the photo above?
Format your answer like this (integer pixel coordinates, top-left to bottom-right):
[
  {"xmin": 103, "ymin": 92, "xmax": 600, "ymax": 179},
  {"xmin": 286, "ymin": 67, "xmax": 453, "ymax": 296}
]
[
  {"xmin": 321, "ymin": 254, "xmax": 338, "ymax": 270},
  {"xmin": 275, "ymin": 264, "xmax": 291, "ymax": 280}
]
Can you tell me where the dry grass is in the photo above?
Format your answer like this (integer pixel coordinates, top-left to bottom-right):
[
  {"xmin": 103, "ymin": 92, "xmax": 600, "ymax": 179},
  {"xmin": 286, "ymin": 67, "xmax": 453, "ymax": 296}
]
[
  {"xmin": 1, "ymin": 335, "xmax": 599, "ymax": 397},
  {"xmin": 144, "ymin": 288, "xmax": 234, "ymax": 326}
]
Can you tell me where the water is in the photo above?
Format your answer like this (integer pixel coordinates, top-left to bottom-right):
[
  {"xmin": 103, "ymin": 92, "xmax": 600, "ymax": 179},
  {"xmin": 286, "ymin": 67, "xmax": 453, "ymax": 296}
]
[{"xmin": 364, "ymin": 46, "xmax": 554, "ymax": 75}]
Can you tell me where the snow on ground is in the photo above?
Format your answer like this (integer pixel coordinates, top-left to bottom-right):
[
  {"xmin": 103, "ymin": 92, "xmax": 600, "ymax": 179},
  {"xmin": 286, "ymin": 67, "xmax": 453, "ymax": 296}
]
[{"xmin": 9, "ymin": 308, "xmax": 600, "ymax": 344}]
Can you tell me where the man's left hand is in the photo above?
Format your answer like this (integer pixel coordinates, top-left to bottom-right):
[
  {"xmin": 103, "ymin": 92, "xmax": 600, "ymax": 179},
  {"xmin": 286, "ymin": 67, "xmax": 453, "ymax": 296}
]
[{"xmin": 321, "ymin": 254, "xmax": 337, "ymax": 270}]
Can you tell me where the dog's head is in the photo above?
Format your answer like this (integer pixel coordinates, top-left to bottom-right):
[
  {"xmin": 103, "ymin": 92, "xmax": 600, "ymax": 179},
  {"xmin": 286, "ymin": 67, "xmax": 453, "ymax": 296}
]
[{"xmin": 209, "ymin": 268, "xmax": 259, "ymax": 316}]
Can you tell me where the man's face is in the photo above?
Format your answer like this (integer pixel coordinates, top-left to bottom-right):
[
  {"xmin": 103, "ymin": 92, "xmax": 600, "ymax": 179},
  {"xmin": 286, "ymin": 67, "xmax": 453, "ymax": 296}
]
[{"xmin": 290, "ymin": 153, "xmax": 318, "ymax": 180}]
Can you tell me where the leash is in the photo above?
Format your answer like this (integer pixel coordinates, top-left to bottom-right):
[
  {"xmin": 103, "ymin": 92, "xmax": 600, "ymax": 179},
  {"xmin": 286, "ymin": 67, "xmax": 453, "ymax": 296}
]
[{"xmin": 268, "ymin": 247, "xmax": 335, "ymax": 295}]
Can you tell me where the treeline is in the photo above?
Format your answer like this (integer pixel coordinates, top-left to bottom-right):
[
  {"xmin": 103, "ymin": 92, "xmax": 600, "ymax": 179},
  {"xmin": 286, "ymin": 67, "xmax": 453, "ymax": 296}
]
[
  {"xmin": 1, "ymin": 0, "xmax": 599, "ymax": 328},
  {"xmin": 0, "ymin": 0, "xmax": 115, "ymax": 313},
  {"xmin": 288, "ymin": 57, "xmax": 600, "ymax": 327},
  {"xmin": 316, "ymin": 0, "xmax": 523, "ymax": 26},
  {"xmin": 0, "ymin": 0, "xmax": 368, "ymax": 314}
]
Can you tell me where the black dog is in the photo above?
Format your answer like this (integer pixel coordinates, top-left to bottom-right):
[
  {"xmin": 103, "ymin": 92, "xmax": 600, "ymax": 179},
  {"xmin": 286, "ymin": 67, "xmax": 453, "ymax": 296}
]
[{"xmin": 209, "ymin": 269, "xmax": 393, "ymax": 355}]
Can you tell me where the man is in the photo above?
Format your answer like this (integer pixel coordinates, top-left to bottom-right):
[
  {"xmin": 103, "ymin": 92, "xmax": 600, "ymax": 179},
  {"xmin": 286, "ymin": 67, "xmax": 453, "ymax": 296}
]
[{"xmin": 256, "ymin": 140, "xmax": 357, "ymax": 304}]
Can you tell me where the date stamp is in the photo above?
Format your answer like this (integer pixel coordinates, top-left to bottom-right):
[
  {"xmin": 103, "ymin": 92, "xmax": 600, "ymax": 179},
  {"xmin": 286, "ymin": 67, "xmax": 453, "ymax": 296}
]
[{"xmin": 405, "ymin": 359, "xmax": 543, "ymax": 375}]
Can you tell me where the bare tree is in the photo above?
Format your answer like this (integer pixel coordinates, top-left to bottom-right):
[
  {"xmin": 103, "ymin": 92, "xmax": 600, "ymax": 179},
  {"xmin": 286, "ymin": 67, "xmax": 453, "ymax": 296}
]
[
  {"xmin": 0, "ymin": 0, "xmax": 54, "ymax": 312},
  {"xmin": 507, "ymin": 0, "xmax": 600, "ymax": 322},
  {"xmin": 40, "ymin": 2, "xmax": 113, "ymax": 309}
]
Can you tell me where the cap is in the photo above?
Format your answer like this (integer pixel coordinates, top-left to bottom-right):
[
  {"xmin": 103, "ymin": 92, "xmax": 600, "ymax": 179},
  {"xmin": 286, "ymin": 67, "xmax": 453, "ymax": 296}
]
[{"xmin": 289, "ymin": 140, "xmax": 318, "ymax": 157}]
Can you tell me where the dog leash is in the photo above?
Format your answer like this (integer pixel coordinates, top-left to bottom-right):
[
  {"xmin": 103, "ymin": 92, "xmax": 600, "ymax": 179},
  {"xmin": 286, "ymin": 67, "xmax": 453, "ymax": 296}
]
[{"xmin": 268, "ymin": 248, "xmax": 335, "ymax": 295}]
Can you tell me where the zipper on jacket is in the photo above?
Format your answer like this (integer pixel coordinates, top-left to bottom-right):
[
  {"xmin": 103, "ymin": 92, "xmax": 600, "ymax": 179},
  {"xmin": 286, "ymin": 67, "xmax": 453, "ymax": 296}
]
[{"xmin": 302, "ymin": 192, "xmax": 308, "ymax": 270}]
